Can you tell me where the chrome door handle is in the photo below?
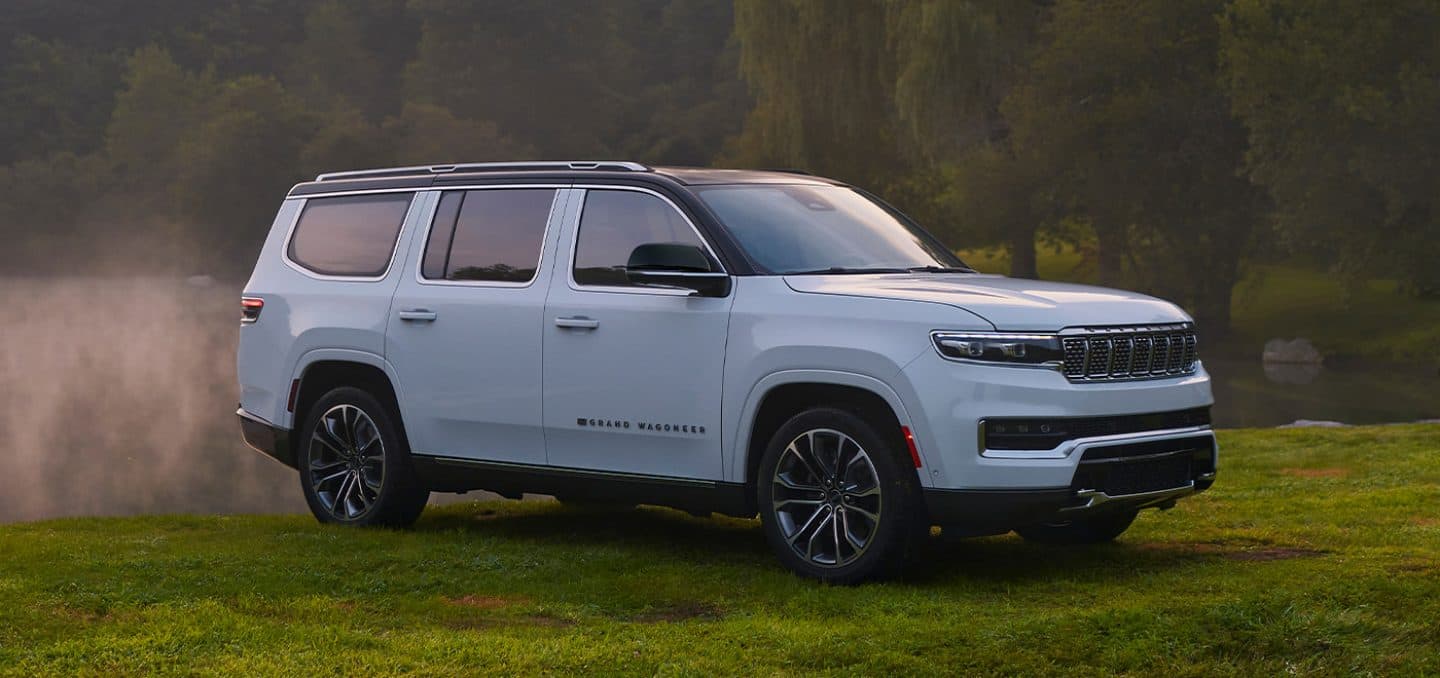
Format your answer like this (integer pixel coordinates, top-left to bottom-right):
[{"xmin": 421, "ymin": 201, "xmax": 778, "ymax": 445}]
[
  {"xmin": 554, "ymin": 316, "xmax": 599, "ymax": 330},
  {"xmin": 398, "ymin": 308, "xmax": 438, "ymax": 322}
]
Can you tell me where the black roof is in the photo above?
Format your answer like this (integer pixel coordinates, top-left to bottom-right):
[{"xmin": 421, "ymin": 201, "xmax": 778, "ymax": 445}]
[{"xmin": 286, "ymin": 161, "xmax": 841, "ymax": 197}]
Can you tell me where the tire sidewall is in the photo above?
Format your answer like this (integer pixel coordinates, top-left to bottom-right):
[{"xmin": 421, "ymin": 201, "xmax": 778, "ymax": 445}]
[
  {"xmin": 757, "ymin": 407, "xmax": 922, "ymax": 584},
  {"xmin": 298, "ymin": 386, "xmax": 419, "ymax": 526}
]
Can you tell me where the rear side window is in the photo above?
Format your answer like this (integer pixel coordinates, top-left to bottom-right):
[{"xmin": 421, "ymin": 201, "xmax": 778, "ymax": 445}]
[
  {"xmin": 288, "ymin": 194, "xmax": 412, "ymax": 277},
  {"xmin": 573, "ymin": 189, "xmax": 706, "ymax": 287},
  {"xmin": 421, "ymin": 189, "xmax": 556, "ymax": 283}
]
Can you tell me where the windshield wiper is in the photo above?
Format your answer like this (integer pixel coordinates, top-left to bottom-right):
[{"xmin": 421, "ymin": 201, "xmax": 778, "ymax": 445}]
[
  {"xmin": 785, "ymin": 267, "xmax": 912, "ymax": 275},
  {"xmin": 906, "ymin": 265, "xmax": 977, "ymax": 274}
]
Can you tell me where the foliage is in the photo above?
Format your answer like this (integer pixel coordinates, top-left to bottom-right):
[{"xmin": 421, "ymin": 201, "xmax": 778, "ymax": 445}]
[
  {"xmin": 1220, "ymin": 0, "xmax": 1440, "ymax": 296},
  {"xmin": 2, "ymin": 425, "xmax": 1439, "ymax": 674}
]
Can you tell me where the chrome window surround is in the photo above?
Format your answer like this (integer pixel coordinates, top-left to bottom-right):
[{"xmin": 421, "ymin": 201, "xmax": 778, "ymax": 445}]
[
  {"xmin": 565, "ymin": 185, "xmax": 730, "ymax": 297},
  {"xmin": 280, "ymin": 192, "xmax": 418, "ymax": 283}
]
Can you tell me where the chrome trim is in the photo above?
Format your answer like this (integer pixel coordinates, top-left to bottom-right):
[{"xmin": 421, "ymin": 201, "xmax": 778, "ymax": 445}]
[
  {"xmin": 979, "ymin": 425, "xmax": 1214, "ymax": 459},
  {"xmin": 412, "ymin": 184, "xmax": 565, "ymax": 289},
  {"xmin": 1060, "ymin": 481, "xmax": 1197, "ymax": 513},
  {"xmin": 236, "ymin": 407, "xmax": 276, "ymax": 428},
  {"xmin": 1058, "ymin": 323, "xmax": 1199, "ymax": 383},
  {"xmin": 280, "ymin": 193, "xmax": 418, "ymax": 282},
  {"xmin": 317, "ymin": 161, "xmax": 649, "ymax": 181},
  {"xmin": 564, "ymin": 185, "xmax": 731, "ymax": 297}
]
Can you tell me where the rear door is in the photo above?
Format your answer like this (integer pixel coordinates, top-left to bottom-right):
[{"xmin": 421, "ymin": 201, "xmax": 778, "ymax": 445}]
[
  {"xmin": 541, "ymin": 186, "xmax": 734, "ymax": 479},
  {"xmin": 386, "ymin": 185, "xmax": 571, "ymax": 464}
]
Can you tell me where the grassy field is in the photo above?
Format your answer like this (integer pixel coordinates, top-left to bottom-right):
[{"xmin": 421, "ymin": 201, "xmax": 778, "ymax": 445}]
[
  {"xmin": 961, "ymin": 248, "xmax": 1440, "ymax": 365},
  {"xmin": 2, "ymin": 425, "xmax": 1438, "ymax": 676}
]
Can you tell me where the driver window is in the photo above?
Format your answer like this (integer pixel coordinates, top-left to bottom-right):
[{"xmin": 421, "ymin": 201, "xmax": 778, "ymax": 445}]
[{"xmin": 572, "ymin": 189, "xmax": 706, "ymax": 287}]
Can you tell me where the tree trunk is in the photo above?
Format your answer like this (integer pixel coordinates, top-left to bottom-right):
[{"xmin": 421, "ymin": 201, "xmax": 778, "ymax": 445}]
[
  {"xmin": 1009, "ymin": 226, "xmax": 1038, "ymax": 279},
  {"xmin": 1095, "ymin": 225, "xmax": 1124, "ymax": 287}
]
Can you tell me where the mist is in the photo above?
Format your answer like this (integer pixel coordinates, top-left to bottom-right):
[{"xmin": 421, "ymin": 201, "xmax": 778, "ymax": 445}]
[{"xmin": 0, "ymin": 273, "xmax": 304, "ymax": 522}]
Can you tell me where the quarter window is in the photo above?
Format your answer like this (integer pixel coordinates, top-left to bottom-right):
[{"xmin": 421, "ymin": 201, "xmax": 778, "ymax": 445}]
[
  {"xmin": 288, "ymin": 193, "xmax": 412, "ymax": 277},
  {"xmin": 422, "ymin": 189, "xmax": 556, "ymax": 283},
  {"xmin": 572, "ymin": 190, "xmax": 708, "ymax": 287}
]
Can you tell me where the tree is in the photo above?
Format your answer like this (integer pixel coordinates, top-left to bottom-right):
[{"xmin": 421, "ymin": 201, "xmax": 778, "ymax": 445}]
[
  {"xmin": 1000, "ymin": 0, "xmax": 1265, "ymax": 332},
  {"xmin": 724, "ymin": 0, "xmax": 903, "ymax": 189},
  {"xmin": 1221, "ymin": 0, "xmax": 1440, "ymax": 296},
  {"xmin": 887, "ymin": 0, "xmax": 1049, "ymax": 276}
]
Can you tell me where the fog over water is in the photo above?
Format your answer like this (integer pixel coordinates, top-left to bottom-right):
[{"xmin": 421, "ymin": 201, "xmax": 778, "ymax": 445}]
[
  {"xmin": 0, "ymin": 276, "xmax": 305, "ymax": 523},
  {"xmin": 0, "ymin": 275, "xmax": 1433, "ymax": 523}
]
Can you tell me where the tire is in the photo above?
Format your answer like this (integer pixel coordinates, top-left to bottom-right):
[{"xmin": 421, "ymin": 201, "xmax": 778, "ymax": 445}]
[
  {"xmin": 757, "ymin": 407, "xmax": 926, "ymax": 584},
  {"xmin": 1014, "ymin": 509, "xmax": 1138, "ymax": 545},
  {"xmin": 297, "ymin": 386, "xmax": 429, "ymax": 528}
]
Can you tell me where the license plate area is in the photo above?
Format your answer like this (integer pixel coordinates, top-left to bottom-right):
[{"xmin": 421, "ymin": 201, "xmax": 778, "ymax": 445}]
[{"xmin": 1069, "ymin": 435, "xmax": 1215, "ymax": 497}]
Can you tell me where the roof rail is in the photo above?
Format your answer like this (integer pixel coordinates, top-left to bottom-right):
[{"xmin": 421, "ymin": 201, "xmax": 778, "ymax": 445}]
[
  {"xmin": 760, "ymin": 167, "xmax": 814, "ymax": 176},
  {"xmin": 315, "ymin": 161, "xmax": 650, "ymax": 182}
]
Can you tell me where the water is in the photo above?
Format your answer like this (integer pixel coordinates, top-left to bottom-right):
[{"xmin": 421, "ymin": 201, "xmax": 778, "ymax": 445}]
[{"xmin": 1, "ymin": 275, "xmax": 1434, "ymax": 523}]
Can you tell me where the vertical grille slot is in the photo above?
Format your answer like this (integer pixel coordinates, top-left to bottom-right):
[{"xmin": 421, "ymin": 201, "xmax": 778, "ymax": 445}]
[
  {"xmin": 1110, "ymin": 336, "xmax": 1134, "ymax": 378},
  {"xmin": 1062, "ymin": 338, "xmax": 1086, "ymax": 378},
  {"xmin": 1086, "ymin": 338, "xmax": 1112, "ymax": 377}
]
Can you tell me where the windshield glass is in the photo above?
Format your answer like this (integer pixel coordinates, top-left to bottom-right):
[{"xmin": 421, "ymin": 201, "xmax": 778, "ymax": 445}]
[{"xmin": 693, "ymin": 185, "xmax": 966, "ymax": 274}]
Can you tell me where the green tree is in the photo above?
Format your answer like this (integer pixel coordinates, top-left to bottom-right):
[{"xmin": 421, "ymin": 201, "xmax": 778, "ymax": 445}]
[
  {"xmin": 1221, "ymin": 0, "xmax": 1440, "ymax": 296},
  {"xmin": 999, "ymin": 0, "xmax": 1264, "ymax": 333},
  {"xmin": 724, "ymin": 0, "xmax": 902, "ymax": 189}
]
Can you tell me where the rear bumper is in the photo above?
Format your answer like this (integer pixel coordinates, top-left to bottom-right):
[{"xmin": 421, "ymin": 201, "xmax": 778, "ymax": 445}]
[{"xmin": 237, "ymin": 408, "xmax": 296, "ymax": 469}]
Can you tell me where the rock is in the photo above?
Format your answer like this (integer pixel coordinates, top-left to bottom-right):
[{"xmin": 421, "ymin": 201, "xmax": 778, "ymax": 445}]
[
  {"xmin": 1277, "ymin": 419, "xmax": 1349, "ymax": 428},
  {"xmin": 185, "ymin": 275, "xmax": 215, "ymax": 287},
  {"xmin": 1262, "ymin": 338, "xmax": 1323, "ymax": 365}
]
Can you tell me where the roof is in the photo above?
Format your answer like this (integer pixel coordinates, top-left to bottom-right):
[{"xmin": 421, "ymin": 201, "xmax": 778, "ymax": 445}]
[{"xmin": 287, "ymin": 161, "xmax": 841, "ymax": 197}]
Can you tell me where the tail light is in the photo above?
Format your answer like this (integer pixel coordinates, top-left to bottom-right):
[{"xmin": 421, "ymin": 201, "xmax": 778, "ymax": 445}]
[{"xmin": 241, "ymin": 297, "xmax": 264, "ymax": 324}]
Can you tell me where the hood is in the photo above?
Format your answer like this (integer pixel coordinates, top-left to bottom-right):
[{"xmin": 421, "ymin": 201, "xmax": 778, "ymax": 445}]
[{"xmin": 784, "ymin": 273, "xmax": 1190, "ymax": 331}]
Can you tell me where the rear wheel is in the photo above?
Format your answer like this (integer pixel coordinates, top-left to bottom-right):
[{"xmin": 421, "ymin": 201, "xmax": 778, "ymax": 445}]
[
  {"xmin": 298, "ymin": 387, "xmax": 429, "ymax": 527},
  {"xmin": 1014, "ymin": 509, "xmax": 1138, "ymax": 545},
  {"xmin": 757, "ymin": 408, "xmax": 926, "ymax": 584}
]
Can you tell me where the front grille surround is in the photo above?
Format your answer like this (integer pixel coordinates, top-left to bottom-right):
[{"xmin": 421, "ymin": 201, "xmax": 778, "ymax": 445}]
[{"xmin": 1061, "ymin": 324, "xmax": 1198, "ymax": 382}]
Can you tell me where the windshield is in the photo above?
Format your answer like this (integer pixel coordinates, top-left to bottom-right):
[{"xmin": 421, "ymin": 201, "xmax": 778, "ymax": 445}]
[{"xmin": 693, "ymin": 185, "xmax": 968, "ymax": 274}]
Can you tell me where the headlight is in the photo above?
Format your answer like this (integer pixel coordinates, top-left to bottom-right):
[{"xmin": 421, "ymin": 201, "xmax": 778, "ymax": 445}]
[{"xmin": 931, "ymin": 332, "xmax": 1064, "ymax": 367}]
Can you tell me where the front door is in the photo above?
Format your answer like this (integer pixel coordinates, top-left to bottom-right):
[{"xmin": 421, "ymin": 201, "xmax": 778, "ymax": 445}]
[
  {"xmin": 542, "ymin": 187, "xmax": 733, "ymax": 479},
  {"xmin": 386, "ymin": 185, "xmax": 569, "ymax": 464}
]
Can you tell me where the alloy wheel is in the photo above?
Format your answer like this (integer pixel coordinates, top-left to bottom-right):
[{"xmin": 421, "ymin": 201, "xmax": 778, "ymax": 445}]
[
  {"xmin": 307, "ymin": 404, "xmax": 386, "ymax": 520},
  {"xmin": 770, "ymin": 428, "xmax": 883, "ymax": 568}
]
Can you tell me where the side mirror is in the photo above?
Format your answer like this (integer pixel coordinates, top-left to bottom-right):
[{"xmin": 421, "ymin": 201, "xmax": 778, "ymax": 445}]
[{"xmin": 625, "ymin": 242, "xmax": 731, "ymax": 297}]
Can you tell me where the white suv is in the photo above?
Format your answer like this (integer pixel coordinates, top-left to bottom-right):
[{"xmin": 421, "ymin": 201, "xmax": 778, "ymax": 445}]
[{"xmin": 237, "ymin": 161, "xmax": 1216, "ymax": 583}]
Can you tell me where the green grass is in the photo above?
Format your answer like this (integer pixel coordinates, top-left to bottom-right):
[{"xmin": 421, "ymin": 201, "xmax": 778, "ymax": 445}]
[
  {"xmin": 3, "ymin": 426, "xmax": 1439, "ymax": 676},
  {"xmin": 960, "ymin": 247, "xmax": 1440, "ymax": 364}
]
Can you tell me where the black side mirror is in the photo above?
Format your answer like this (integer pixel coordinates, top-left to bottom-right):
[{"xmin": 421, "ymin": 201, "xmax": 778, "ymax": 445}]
[{"xmin": 625, "ymin": 242, "xmax": 731, "ymax": 297}]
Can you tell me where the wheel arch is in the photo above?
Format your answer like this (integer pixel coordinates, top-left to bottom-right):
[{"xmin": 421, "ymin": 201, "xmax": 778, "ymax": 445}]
[
  {"xmin": 289, "ymin": 351, "xmax": 409, "ymax": 462},
  {"xmin": 734, "ymin": 371, "xmax": 928, "ymax": 511}
]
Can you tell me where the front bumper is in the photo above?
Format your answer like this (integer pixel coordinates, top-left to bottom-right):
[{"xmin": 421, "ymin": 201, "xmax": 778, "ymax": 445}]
[
  {"xmin": 238, "ymin": 408, "xmax": 296, "ymax": 469},
  {"xmin": 923, "ymin": 428, "xmax": 1217, "ymax": 531}
]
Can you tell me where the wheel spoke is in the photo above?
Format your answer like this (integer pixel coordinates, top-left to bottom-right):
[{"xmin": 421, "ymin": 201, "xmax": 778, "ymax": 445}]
[
  {"xmin": 775, "ymin": 498, "xmax": 824, "ymax": 511},
  {"xmin": 804, "ymin": 510, "xmax": 835, "ymax": 562},
  {"xmin": 843, "ymin": 485, "xmax": 880, "ymax": 499},
  {"xmin": 846, "ymin": 505, "xmax": 879, "ymax": 523},
  {"xmin": 841, "ymin": 510, "xmax": 866, "ymax": 550},
  {"xmin": 775, "ymin": 472, "xmax": 824, "ymax": 493},
  {"xmin": 784, "ymin": 443, "xmax": 824, "ymax": 487}
]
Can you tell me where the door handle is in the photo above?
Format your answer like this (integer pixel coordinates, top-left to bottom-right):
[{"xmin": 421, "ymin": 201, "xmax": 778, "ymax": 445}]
[
  {"xmin": 398, "ymin": 308, "xmax": 438, "ymax": 322},
  {"xmin": 554, "ymin": 316, "xmax": 599, "ymax": 330}
]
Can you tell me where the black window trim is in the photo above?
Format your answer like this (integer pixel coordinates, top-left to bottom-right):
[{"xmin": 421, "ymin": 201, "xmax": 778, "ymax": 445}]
[
  {"xmin": 282, "ymin": 191, "xmax": 417, "ymax": 281},
  {"xmin": 566, "ymin": 185, "xmax": 731, "ymax": 296},
  {"xmin": 413, "ymin": 184, "xmax": 566, "ymax": 289}
]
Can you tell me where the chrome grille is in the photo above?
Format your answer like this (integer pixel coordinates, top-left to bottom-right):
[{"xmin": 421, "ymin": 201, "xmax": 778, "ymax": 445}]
[{"xmin": 1061, "ymin": 325, "xmax": 1198, "ymax": 381}]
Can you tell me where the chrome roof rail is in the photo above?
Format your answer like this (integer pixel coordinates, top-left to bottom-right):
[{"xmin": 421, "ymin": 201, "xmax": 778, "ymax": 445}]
[{"xmin": 315, "ymin": 161, "xmax": 650, "ymax": 182}]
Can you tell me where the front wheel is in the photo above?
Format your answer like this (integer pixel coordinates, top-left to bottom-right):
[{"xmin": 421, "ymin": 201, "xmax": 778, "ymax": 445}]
[
  {"xmin": 757, "ymin": 408, "xmax": 926, "ymax": 584},
  {"xmin": 1014, "ymin": 509, "xmax": 1138, "ymax": 545},
  {"xmin": 298, "ymin": 387, "xmax": 429, "ymax": 527}
]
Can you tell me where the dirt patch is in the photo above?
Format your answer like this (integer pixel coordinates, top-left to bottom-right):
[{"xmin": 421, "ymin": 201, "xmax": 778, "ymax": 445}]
[
  {"xmin": 1280, "ymin": 467, "xmax": 1350, "ymax": 479},
  {"xmin": 446, "ymin": 594, "xmax": 531, "ymax": 610},
  {"xmin": 1225, "ymin": 547, "xmax": 1326, "ymax": 562},
  {"xmin": 627, "ymin": 602, "xmax": 721, "ymax": 623},
  {"xmin": 1410, "ymin": 517, "xmax": 1440, "ymax": 527}
]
